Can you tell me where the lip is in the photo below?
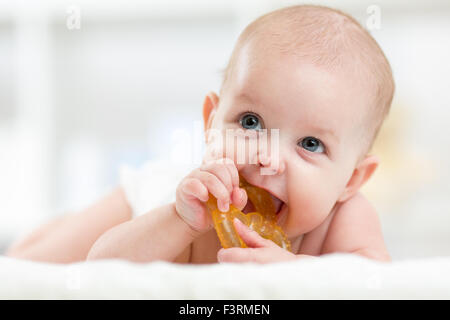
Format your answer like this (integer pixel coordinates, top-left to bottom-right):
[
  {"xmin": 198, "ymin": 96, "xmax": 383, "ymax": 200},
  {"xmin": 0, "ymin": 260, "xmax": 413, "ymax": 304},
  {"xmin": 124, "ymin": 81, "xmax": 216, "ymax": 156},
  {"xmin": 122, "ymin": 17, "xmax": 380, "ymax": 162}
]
[
  {"xmin": 269, "ymin": 193, "xmax": 285, "ymax": 215},
  {"xmin": 241, "ymin": 176, "xmax": 287, "ymax": 202},
  {"xmin": 243, "ymin": 192, "xmax": 286, "ymax": 216},
  {"xmin": 239, "ymin": 175, "xmax": 287, "ymax": 215},
  {"xmin": 276, "ymin": 203, "xmax": 288, "ymax": 225}
]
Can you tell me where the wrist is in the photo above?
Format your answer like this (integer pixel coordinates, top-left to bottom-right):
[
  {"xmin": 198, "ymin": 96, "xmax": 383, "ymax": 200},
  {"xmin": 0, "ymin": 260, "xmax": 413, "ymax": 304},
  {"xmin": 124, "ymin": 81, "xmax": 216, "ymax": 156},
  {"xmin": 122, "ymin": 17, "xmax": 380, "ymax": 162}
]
[{"xmin": 171, "ymin": 203, "xmax": 206, "ymax": 240}]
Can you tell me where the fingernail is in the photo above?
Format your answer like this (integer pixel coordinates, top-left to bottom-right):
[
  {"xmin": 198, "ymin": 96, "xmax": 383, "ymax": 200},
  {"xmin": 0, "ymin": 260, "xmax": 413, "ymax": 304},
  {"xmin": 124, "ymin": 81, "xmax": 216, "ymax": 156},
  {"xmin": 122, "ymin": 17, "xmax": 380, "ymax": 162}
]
[{"xmin": 220, "ymin": 201, "xmax": 229, "ymax": 212}]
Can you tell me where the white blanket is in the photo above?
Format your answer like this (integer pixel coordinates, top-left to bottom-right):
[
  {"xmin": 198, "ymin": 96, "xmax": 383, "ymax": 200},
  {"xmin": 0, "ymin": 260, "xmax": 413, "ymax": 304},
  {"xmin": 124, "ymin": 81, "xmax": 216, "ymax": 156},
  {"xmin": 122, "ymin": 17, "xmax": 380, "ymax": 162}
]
[{"xmin": 1, "ymin": 254, "xmax": 449, "ymax": 299}]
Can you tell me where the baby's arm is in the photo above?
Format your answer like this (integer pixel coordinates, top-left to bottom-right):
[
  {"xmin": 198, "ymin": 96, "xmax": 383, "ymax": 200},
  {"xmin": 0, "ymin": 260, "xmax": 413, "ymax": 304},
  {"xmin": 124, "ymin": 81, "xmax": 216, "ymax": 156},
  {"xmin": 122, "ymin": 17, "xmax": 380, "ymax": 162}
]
[
  {"xmin": 86, "ymin": 202, "xmax": 200, "ymax": 262},
  {"xmin": 6, "ymin": 188, "xmax": 133, "ymax": 263},
  {"xmin": 320, "ymin": 192, "xmax": 391, "ymax": 261},
  {"xmin": 88, "ymin": 159, "xmax": 247, "ymax": 263}
]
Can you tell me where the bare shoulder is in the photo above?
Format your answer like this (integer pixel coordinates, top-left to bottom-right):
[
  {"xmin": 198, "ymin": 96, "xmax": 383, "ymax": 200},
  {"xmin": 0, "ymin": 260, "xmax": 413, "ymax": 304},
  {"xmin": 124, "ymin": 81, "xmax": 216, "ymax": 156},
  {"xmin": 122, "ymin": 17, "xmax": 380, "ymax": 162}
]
[
  {"xmin": 320, "ymin": 192, "xmax": 391, "ymax": 261},
  {"xmin": 334, "ymin": 192, "xmax": 378, "ymax": 222}
]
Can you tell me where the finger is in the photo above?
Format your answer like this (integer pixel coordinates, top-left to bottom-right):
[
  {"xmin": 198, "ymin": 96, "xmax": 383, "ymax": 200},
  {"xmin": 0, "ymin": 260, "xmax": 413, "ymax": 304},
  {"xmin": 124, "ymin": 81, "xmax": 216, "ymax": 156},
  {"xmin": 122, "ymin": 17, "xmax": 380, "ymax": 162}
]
[
  {"xmin": 217, "ymin": 247, "xmax": 259, "ymax": 263},
  {"xmin": 218, "ymin": 247, "xmax": 297, "ymax": 264},
  {"xmin": 200, "ymin": 161, "xmax": 234, "ymax": 193},
  {"xmin": 219, "ymin": 157, "xmax": 240, "ymax": 188},
  {"xmin": 233, "ymin": 218, "xmax": 275, "ymax": 248},
  {"xmin": 206, "ymin": 158, "xmax": 247, "ymax": 210},
  {"xmin": 231, "ymin": 187, "xmax": 247, "ymax": 211},
  {"xmin": 181, "ymin": 178, "xmax": 209, "ymax": 202},
  {"xmin": 194, "ymin": 171, "xmax": 231, "ymax": 212}
]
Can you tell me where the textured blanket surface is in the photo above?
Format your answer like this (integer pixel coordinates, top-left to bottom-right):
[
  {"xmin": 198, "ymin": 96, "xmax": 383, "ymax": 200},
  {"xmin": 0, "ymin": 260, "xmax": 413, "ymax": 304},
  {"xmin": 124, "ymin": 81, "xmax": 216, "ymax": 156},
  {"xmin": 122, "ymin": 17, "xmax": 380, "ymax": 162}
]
[{"xmin": 1, "ymin": 254, "xmax": 449, "ymax": 299}]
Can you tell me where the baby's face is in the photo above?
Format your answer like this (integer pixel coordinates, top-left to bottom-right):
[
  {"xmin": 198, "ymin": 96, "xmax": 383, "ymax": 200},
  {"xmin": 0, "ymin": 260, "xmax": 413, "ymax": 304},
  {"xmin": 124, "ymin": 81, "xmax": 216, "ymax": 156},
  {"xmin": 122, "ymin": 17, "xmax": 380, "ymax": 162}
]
[{"xmin": 204, "ymin": 46, "xmax": 372, "ymax": 238}]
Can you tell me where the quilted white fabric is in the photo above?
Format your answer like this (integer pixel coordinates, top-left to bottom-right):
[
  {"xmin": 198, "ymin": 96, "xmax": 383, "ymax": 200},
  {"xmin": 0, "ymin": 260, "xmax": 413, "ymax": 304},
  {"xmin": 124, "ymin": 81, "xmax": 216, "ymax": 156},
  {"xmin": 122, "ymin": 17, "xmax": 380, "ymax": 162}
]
[{"xmin": 1, "ymin": 254, "xmax": 450, "ymax": 299}]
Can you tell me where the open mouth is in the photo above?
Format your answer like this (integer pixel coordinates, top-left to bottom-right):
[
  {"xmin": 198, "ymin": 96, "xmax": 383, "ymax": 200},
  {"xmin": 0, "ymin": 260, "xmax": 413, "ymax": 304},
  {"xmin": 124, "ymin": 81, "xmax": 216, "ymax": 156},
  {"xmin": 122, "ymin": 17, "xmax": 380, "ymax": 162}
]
[
  {"xmin": 270, "ymin": 193, "xmax": 285, "ymax": 215},
  {"xmin": 242, "ymin": 198, "xmax": 256, "ymax": 214},
  {"xmin": 241, "ymin": 190, "xmax": 285, "ymax": 215}
]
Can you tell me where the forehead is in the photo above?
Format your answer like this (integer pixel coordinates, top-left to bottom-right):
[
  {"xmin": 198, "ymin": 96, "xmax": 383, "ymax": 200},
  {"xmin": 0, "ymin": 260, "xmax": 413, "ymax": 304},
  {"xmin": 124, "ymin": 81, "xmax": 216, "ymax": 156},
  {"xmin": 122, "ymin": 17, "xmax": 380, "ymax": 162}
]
[{"xmin": 226, "ymin": 44, "xmax": 370, "ymax": 138}]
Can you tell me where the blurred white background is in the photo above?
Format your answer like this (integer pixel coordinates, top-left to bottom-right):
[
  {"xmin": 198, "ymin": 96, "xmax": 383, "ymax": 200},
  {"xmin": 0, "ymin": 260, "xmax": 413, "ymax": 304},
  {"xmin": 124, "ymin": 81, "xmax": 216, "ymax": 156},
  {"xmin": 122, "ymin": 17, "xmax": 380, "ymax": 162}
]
[{"xmin": 0, "ymin": 0, "xmax": 449, "ymax": 260}]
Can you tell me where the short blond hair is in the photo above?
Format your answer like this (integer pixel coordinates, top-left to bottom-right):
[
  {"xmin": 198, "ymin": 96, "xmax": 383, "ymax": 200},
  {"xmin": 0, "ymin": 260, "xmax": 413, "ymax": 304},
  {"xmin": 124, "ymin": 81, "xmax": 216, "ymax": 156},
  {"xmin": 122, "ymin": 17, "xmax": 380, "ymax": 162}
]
[{"xmin": 221, "ymin": 5, "xmax": 395, "ymax": 153}]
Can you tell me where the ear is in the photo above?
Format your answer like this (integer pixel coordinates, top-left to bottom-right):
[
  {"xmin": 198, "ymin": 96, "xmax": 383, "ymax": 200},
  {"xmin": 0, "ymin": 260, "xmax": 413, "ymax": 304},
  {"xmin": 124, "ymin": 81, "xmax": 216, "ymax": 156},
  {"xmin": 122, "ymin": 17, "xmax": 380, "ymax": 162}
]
[
  {"xmin": 337, "ymin": 155, "xmax": 379, "ymax": 202},
  {"xmin": 202, "ymin": 91, "xmax": 219, "ymax": 131}
]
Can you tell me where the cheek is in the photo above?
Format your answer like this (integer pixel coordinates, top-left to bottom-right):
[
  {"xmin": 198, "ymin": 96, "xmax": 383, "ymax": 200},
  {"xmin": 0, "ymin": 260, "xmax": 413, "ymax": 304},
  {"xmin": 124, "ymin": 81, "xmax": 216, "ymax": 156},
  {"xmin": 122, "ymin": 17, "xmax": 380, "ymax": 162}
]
[
  {"xmin": 203, "ymin": 129, "xmax": 225, "ymax": 162},
  {"xmin": 284, "ymin": 164, "xmax": 345, "ymax": 236}
]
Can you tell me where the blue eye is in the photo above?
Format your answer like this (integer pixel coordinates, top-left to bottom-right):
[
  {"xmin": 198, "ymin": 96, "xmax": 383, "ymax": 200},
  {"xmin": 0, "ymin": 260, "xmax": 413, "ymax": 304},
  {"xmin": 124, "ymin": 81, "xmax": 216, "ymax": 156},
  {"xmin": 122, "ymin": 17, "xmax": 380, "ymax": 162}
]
[
  {"xmin": 299, "ymin": 137, "xmax": 325, "ymax": 153},
  {"xmin": 240, "ymin": 113, "xmax": 262, "ymax": 130}
]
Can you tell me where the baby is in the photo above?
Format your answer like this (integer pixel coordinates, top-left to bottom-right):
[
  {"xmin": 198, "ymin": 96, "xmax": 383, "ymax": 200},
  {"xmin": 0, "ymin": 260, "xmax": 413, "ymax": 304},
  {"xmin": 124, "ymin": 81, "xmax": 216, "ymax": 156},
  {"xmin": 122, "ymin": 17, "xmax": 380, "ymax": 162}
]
[{"xmin": 7, "ymin": 5, "xmax": 394, "ymax": 264}]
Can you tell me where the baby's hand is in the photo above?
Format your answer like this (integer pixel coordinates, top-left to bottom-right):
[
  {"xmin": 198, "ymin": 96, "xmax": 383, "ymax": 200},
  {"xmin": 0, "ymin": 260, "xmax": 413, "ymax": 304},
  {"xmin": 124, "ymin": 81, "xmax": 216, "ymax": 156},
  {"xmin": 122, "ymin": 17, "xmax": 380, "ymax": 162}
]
[
  {"xmin": 217, "ymin": 218, "xmax": 299, "ymax": 264},
  {"xmin": 175, "ymin": 158, "xmax": 247, "ymax": 234}
]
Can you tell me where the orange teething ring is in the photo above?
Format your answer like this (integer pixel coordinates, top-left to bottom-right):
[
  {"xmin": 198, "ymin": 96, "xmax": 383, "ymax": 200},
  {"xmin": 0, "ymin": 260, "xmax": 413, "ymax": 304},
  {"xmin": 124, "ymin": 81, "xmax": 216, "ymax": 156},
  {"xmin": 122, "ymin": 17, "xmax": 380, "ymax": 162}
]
[{"xmin": 206, "ymin": 176, "xmax": 291, "ymax": 252}]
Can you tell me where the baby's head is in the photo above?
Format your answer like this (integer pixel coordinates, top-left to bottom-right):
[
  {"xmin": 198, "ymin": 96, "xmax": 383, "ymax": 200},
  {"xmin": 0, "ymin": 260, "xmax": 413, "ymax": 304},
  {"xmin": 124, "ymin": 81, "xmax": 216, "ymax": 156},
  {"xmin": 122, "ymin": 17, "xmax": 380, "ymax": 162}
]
[{"xmin": 202, "ymin": 5, "xmax": 395, "ymax": 238}]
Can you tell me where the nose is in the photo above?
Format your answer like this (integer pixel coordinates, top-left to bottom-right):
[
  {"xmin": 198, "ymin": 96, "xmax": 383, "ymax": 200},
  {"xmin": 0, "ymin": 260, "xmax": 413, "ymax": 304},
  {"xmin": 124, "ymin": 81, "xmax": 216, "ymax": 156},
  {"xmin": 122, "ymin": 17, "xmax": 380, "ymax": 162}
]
[{"xmin": 256, "ymin": 151, "xmax": 286, "ymax": 176}]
